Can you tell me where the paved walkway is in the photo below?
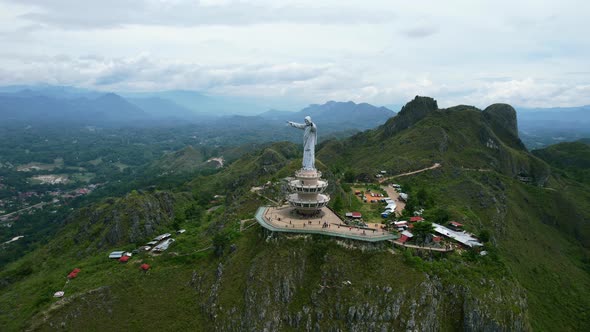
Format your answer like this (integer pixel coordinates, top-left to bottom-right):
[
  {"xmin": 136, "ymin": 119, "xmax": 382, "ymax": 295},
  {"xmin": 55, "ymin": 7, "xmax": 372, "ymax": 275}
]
[{"xmin": 255, "ymin": 206, "xmax": 398, "ymax": 242}]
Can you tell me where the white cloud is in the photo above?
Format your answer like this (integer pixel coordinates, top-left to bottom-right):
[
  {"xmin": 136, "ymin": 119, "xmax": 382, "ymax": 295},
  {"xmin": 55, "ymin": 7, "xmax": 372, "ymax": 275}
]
[{"xmin": 0, "ymin": 0, "xmax": 588, "ymax": 108}]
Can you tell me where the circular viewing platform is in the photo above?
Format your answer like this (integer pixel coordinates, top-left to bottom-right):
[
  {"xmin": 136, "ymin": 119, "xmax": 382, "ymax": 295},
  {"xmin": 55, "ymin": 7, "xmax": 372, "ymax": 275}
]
[
  {"xmin": 294, "ymin": 169, "xmax": 322, "ymax": 179},
  {"xmin": 288, "ymin": 179, "xmax": 328, "ymax": 193},
  {"xmin": 287, "ymin": 193, "xmax": 330, "ymax": 209}
]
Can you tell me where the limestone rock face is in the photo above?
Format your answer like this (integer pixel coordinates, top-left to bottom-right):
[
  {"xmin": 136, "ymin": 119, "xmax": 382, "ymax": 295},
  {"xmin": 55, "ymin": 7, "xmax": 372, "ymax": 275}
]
[
  {"xmin": 382, "ymin": 96, "xmax": 438, "ymax": 138},
  {"xmin": 483, "ymin": 104, "xmax": 524, "ymax": 150}
]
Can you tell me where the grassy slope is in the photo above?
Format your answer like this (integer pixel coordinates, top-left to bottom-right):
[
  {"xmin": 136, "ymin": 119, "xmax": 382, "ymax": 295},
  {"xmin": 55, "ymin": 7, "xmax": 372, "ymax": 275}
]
[
  {"xmin": 532, "ymin": 140, "xmax": 590, "ymax": 184},
  {"xmin": 391, "ymin": 168, "xmax": 590, "ymax": 330}
]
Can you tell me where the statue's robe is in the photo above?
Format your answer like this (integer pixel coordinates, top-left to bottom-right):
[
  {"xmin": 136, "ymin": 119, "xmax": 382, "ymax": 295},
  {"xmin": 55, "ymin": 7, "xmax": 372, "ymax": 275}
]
[{"xmin": 288, "ymin": 121, "xmax": 317, "ymax": 170}]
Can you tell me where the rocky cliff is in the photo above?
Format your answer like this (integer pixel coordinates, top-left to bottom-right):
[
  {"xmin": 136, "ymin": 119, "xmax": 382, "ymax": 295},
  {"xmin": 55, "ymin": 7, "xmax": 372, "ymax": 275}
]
[
  {"xmin": 483, "ymin": 104, "xmax": 525, "ymax": 151},
  {"xmin": 381, "ymin": 96, "xmax": 438, "ymax": 138}
]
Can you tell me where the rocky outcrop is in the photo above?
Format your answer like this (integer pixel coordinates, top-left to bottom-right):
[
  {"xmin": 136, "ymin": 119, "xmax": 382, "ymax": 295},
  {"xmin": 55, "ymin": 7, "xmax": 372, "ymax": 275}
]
[
  {"xmin": 382, "ymin": 96, "xmax": 438, "ymax": 138},
  {"xmin": 72, "ymin": 191, "xmax": 176, "ymax": 249},
  {"xmin": 483, "ymin": 104, "xmax": 525, "ymax": 150}
]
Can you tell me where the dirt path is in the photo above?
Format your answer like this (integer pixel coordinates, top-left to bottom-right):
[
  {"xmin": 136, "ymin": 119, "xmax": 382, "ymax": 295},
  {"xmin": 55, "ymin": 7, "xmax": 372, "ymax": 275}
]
[
  {"xmin": 460, "ymin": 167, "xmax": 492, "ymax": 172},
  {"xmin": 389, "ymin": 240, "xmax": 454, "ymax": 252},
  {"xmin": 379, "ymin": 163, "xmax": 441, "ymax": 183},
  {"xmin": 250, "ymin": 186, "xmax": 280, "ymax": 205}
]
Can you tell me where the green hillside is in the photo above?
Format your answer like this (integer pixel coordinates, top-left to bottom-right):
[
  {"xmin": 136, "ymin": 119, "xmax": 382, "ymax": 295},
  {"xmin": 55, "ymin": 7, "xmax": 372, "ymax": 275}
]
[
  {"xmin": 1, "ymin": 97, "xmax": 589, "ymax": 331},
  {"xmin": 532, "ymin": 140, "xmax": 590, "ymax": 184}
]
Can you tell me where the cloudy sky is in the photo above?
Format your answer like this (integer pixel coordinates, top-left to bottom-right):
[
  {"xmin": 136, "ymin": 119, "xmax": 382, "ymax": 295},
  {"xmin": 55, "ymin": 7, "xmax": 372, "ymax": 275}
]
[{"xmin": 0, "ymin": 0, "xmax": 588, "ymax": 109}]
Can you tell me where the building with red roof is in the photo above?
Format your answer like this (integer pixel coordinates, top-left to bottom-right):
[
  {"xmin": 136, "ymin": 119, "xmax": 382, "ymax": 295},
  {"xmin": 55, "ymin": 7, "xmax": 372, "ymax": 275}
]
[
  {"xmin": 409, "ymin": 216, "xmax": 424, "ymax": 222},
  {"xmin": 398, "ymin": 235, "xmax": 410, "ymax": 243},
  {"xmin": 119, "ymin": 256, "xmax": 130, "ymax": 263},
  {"xmin": 140, "ymin": 264, "xmax": 151, "ymax": 271},
  {"xmin": 349, "ymin": 212, "xmax": 361, "ymax": 219},
  {"xmin": 449, "ymin": 221, "xmax": 464, "ymax": 230}
]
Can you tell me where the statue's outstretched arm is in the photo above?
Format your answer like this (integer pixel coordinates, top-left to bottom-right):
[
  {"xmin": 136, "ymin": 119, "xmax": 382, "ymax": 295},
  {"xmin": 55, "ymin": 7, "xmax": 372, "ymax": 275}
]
[{"xmin": 287, "ymin": 121, "xmax": 306, "ymax": 129}]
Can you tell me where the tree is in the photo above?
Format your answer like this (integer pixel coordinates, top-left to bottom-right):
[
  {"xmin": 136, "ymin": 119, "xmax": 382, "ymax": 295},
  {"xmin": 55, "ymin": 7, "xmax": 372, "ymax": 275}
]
[
  {"xmin": 212, "ymin": 232, "xmax": 230, "ymax": 257},
  {"xmin": 426, "ymin": 207, "xmax": 450, "ymax": 224},
  {"xmin": 412, "ymin": 221, "xmax": 435, "ymax": 246},
  {"xmin": 478, "ymin": 229, "xmax": 491, "ymax": 243},
  {"xmin": 332, "ymin": 195, "xmax": 343, "ymax": 212},
  {"xmin": 417, "ymin": 188, "xmax": 428, "ymax": 206},
  {"xmin": 343, "ymin": 170, "xmax": 356, "ymax": 183}
]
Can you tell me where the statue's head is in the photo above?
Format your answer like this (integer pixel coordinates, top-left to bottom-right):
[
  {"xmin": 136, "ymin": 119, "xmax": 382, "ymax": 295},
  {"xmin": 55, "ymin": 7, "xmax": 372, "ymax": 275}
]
[{"xmin": 304, "ymin": 116, "xmax": 312, "ymax": 125}]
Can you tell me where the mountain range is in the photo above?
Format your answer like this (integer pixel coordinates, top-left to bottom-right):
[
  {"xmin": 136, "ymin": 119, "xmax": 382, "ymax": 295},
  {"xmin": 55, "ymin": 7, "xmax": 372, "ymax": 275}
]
[{"xmin": 0, "ymin": 85, "xmax": 395, "ymax": 135}]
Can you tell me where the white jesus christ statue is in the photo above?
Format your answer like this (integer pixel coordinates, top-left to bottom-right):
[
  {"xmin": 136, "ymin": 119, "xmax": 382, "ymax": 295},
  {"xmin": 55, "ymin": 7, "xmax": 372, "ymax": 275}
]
[{"xmin": 287, "ymin": 116, "xmax": 317, "ymax": 170}]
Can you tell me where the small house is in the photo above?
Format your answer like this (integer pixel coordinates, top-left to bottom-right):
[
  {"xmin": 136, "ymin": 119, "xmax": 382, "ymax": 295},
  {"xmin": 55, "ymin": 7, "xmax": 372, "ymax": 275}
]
[
  {"xmin": 109, "ymin": 251, "xmax": 125, "ymax": 259},
  {"xmin": 394, "ymin": 221, "xmax": 408, "ymax": 229},
  {"xmin": 177, "ymin": 229, "xmax": 186, "ymax": 234},
  {"xmin": 449, "ymin": 221, "xmax": 464, "ymax": 231},
  {"xmin": 351, "ymin": 212, "xmax": 362, "ymax": 219},
  {"xmin": 409, "ymin": 216, "xmax": 424, "ymax": 222},
  {"xmin": 401, "ymin": 230, "xmax": 414, "ymax": 238},
  {"xmin": 398, "ymin": 235, "xmax": 410, "ymax": 243},
  {"xmin": 153, "ymin": 233, "xmax": 172, "ymax": 242}
]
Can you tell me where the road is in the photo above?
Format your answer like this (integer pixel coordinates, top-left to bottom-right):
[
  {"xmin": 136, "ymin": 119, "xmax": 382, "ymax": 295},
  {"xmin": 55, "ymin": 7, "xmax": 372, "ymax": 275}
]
[
  {"xmin": 379, "ymin": 163, "xmax": 441, "ymax": 183},
  {"xmin": 0, "ymin": 201, "xmax": 47, "ymax": 222},
  {"xmin": 381, "ymin": 185, "xmax": 406, "ymax": 217}
]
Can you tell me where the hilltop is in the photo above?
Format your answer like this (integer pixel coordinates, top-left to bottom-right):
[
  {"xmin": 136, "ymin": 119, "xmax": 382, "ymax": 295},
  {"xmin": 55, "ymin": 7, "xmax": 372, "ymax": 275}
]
[{"xmin": 1, "ymin": 97, "xmax": 589, "ymax": 331}]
